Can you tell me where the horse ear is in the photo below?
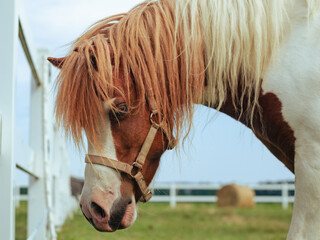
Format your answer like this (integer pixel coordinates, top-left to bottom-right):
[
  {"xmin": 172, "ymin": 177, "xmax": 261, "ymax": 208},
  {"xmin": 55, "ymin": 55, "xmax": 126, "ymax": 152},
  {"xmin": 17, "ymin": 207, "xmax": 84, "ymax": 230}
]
[{"xmin": 47, "ymin": 57, "xmax": 65, "ymax": 69}]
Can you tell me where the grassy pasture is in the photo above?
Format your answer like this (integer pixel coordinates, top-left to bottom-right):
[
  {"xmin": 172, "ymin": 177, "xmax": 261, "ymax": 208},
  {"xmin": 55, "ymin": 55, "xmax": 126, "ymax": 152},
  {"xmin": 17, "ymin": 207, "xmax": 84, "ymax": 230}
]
[
  {"xmin": 55, "ymin": 203, "xmax": 293, "ymax": 240},
  {"xmin": 15, "ymin": 201, "xmax": 28, "ymax": 240},
  {"xmin": 15, "ymin": 202, "xmax": 293, "ymax": 240}
]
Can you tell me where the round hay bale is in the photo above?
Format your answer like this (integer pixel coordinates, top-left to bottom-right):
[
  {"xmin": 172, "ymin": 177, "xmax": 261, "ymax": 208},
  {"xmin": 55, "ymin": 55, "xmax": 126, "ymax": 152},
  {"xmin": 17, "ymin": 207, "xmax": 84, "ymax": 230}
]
[{"xmin": 217, "ymin": 184, "xmax": 255, "ymax": 208}]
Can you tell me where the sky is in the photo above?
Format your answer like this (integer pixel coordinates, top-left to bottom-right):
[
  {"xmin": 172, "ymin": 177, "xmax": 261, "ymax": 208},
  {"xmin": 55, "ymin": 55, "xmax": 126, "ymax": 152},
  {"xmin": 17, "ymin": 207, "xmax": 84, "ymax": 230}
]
[{"xmin": 14, "ymin": 0, "xmax": 294, "ymax": 185}]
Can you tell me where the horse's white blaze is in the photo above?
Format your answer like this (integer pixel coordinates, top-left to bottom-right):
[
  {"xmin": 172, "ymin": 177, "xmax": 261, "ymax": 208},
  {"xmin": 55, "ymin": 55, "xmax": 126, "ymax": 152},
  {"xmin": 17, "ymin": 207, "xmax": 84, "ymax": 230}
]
[
  {"xmin": 80, "ymin": 101, "xmax": 138, "ymax": 228},
  {"xmin": 81, "ymin": 102, "xmax": 122, "ymax": 211},
  {"xmin": 263, "ymin": 3, "xmax": 320, "ymax": 238}
]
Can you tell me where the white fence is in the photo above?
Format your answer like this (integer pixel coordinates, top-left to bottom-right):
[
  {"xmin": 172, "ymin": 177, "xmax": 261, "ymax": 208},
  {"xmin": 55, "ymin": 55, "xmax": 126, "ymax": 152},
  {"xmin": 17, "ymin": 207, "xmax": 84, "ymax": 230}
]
[
  {"xmin": 150, "ymin": 183, "xmax": 295, "ymax": 209},
  {"xmin": 0, "ymin": 1, "xmax": 77, "ymax": 240}
]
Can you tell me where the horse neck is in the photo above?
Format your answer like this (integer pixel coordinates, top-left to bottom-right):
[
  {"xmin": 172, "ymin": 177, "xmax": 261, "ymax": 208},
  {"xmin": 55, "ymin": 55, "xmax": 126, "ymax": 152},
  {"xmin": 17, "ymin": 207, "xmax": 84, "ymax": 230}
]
[
  {"xmin": 212, "ymin": 97, "xmax": 252, "ymax": 128},
  {"xmin": 202, "ymin": 84, "xmax": 256, "ymax": 130}
]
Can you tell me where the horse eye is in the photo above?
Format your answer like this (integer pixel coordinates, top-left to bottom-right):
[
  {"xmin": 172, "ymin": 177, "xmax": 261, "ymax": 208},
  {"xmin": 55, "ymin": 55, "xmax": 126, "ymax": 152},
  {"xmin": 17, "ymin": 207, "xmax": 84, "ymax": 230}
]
[{"xmin": 112, "ymin": 103, "xmax": 128, "ymax": 120}]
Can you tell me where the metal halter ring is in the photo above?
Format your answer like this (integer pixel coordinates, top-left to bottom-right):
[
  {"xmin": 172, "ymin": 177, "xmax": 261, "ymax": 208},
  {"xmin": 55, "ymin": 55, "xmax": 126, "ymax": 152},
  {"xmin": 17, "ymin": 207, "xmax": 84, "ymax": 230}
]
[{"xmin": 149, "ymin": 111, "xmax": 163, "ymax": 129}]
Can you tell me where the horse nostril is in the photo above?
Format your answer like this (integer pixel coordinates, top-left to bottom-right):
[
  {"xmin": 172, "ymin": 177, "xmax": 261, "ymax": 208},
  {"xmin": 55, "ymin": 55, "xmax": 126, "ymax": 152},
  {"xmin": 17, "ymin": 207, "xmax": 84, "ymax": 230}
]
[
  {"xmin": 128, "ymin": 200, "xmax": 132, "ymax": 205},
  {"xmin": 91, "ymin": 201, "xmax": 106, "ymax": 219}
]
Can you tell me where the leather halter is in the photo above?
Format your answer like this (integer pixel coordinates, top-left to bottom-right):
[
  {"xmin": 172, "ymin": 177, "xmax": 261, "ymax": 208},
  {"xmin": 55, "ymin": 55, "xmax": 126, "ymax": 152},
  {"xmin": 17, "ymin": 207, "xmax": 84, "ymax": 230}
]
[{"xmin": 85, "ymin": 110, "xmax": 176, "ymax": 202}]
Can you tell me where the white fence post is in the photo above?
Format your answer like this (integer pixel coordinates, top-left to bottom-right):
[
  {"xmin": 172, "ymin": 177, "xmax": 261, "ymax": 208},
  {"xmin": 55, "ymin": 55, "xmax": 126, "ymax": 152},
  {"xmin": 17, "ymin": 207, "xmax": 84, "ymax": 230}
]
[
  {"xmin": 28, "ymin": 51, "xmax": 47, "ymax": 240},
  {"xmin": 170, "ymin": 183, "xmax": 176, "ymax": 208},
  {"xmin": 39, "ymin": 48, "xmax": 57, "ymax": 240},
  {"xmin": 282, "ymin": 183, "xmax": 289, "ymax": 209},
  {"xmin": 28, "ymin": 48, "xmax": 58, "ymax": 240},
  {"xmin": 0, "ymin": 0, "xmax": 18, "ymax": 239}
]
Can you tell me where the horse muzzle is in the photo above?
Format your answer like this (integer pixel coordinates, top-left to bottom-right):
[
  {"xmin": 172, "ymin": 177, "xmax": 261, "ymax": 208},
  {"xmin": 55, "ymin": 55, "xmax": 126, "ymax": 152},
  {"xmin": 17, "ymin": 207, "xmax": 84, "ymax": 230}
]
[{"xmin": 80, "ymin": 196, "xmax": 136, "ymax": 232}]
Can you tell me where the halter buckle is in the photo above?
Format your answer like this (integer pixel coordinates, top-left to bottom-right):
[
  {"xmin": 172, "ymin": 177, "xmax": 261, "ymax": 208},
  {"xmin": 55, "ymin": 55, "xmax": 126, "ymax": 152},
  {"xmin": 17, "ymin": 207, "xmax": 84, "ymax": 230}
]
[
  {"xmin": 133, "ymin": 171, "xmax": 152, "ymax": 202},
  {"xmin": 132, "ymin": 161, "xmax": 143, "ymax": 170},
  {"xmin": 139, "ymin": 190, "xmax": 152, "ymax": 202}
]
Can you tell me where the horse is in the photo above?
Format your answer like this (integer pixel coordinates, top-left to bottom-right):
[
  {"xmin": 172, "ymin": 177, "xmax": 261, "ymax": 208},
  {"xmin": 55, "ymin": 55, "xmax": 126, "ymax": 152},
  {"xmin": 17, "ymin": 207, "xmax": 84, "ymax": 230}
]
[{"xmin": 48, "ymin": 0, "xmax": 320, "ymax": 238}]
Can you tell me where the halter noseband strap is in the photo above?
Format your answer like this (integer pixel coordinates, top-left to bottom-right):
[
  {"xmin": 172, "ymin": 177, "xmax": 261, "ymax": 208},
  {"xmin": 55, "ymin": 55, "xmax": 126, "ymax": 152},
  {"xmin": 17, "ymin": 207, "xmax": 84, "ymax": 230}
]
[{"xmin": 85, "ymin": 110, "xmax": 176, "ymax": 202}]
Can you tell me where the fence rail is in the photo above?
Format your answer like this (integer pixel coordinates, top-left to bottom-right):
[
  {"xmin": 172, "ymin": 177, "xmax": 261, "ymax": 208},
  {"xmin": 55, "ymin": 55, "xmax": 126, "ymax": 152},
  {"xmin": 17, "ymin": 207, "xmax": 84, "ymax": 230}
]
[
  {"xmin": 16, "ymin": 183, "xmax": 295, "ymax": 210},
  {"xmin": 149, "ymin": 183, "xmax": 295, "ymax": 209}
]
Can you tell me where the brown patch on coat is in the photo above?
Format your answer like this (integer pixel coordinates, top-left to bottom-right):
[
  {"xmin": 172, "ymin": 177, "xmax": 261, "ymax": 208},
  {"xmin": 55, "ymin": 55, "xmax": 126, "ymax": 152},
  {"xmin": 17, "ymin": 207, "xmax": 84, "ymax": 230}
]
[
  {"xmin": 220, "ymin": 91, "xmax": 295, "ymax": 173},
  {"xmin": 254, "ymin": 92, "xmax": 295, "ymax": 173}
]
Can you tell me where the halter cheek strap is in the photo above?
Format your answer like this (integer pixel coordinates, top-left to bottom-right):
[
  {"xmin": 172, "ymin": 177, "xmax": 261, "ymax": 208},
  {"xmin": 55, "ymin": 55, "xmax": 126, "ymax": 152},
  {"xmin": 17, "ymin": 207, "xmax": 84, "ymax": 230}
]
[{"xmin": 85, "ymin": 110, "xmax": 176, "ymax": 202}]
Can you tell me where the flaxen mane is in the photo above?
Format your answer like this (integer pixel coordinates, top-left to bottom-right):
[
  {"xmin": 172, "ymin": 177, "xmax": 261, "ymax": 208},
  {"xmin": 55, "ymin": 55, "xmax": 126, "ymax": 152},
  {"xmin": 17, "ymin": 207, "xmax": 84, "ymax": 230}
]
[
  {"xmin": 55, "ymin": 0, "xmax": 319, "ymax": 148},
  {"xmin": 176, "ymin": 0, "xmax": 320, "ymax": 120},
  {"xmin": 55, "ymin": 0, "xmax": 204, "ymax": 147}
]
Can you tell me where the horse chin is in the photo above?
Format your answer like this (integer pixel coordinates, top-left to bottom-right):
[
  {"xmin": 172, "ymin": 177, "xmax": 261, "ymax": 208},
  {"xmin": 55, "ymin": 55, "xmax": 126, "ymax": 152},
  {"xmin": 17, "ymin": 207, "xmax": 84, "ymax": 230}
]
[{"xmin": 119, "ymin": 198, "xmax": 137, "ymax": 229}]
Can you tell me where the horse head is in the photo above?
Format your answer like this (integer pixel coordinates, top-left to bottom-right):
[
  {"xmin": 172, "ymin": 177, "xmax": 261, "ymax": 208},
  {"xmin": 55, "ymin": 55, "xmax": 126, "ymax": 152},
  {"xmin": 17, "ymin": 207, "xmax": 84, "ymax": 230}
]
[
  {"xmin": 48, "ymin": 52, "xmax": 174, "ymax": 231},
  {"xmin": 49, "ymin": 0, "xmax": 203, "ymax": 232}
]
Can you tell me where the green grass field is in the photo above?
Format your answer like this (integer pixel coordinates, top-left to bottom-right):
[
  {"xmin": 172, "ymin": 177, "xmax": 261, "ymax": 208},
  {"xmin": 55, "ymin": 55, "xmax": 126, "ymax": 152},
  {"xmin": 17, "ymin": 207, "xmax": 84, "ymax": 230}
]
[
  {"xmin": 15, "ymin": 202, "xmax": 293, "ymax": 240},
  {"xmin": 15, "ymin": 201, "xmax": 28, "ymax": 240},
  {"xmin": 56, "ymin": 203, "xmax": 293, "ymax": 240}
]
